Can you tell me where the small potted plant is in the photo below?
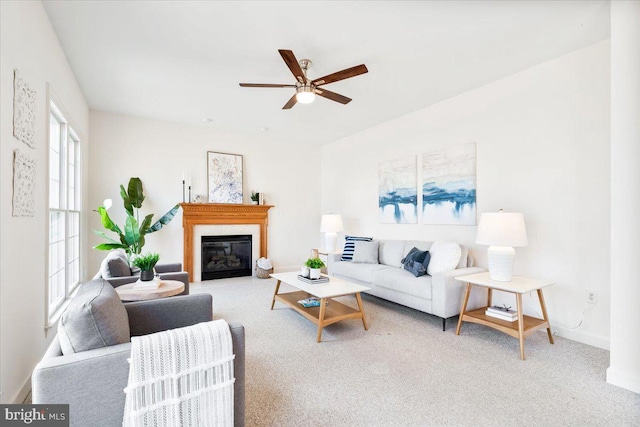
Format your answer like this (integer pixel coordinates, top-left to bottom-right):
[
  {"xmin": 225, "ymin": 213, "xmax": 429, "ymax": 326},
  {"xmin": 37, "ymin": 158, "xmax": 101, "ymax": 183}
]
[
  {"xmin": 132, "ymin": 252, "xmax": 160, "ymax": 281},
  {"xmin": 250, "ymin": 192, "xmax": 259, "ymax": 205},
  {"xmin": 305, "ymin": 257, "xmax": 325, "ymax": 280}
]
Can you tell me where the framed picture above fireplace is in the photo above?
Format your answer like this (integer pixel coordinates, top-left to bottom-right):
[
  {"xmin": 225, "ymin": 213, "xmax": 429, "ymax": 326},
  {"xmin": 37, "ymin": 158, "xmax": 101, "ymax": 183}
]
[{"xmin": 207, "ymin": 151, "xmax": 243, "ymax": 204}]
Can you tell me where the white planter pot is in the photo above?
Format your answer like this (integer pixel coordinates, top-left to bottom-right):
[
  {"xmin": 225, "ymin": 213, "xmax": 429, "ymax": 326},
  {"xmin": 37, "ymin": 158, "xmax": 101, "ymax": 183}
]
[
  {"xmin": 301, "ymin": 265, "xmax": 310, "ymax": 277},
  {"xmin": 309, "ymin": 268, "xmax": 321, "ymax": 279}
]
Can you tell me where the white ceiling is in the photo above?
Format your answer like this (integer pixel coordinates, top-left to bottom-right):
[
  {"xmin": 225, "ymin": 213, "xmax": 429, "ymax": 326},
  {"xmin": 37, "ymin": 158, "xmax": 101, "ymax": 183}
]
[{"xmin": 43, "ymin": 1, "xmax": 610, "ymax": 145}]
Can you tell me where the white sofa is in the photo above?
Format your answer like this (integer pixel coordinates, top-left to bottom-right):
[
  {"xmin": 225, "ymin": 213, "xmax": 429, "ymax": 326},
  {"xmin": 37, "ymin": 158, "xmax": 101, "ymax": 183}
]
[{"xmin": 328, "ymin": 239, "xmax": 486, "ymax": 330}]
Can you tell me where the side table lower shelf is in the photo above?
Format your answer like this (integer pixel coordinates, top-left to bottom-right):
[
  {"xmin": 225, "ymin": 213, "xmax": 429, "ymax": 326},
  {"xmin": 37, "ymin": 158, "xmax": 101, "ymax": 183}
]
[{"xmin": 460, "ymin": 307, "xmax": 550, "ymax": 340}]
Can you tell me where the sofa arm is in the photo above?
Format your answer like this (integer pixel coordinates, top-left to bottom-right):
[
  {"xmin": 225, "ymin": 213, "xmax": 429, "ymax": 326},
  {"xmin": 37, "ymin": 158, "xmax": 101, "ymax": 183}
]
[
  {"xmin": 125, "ymin": 294, "xmax": 213, "ymax": 337},
  {"xmin": 32, "ymin": 342, "xmax": 131, "ymax": 427},
  {"xmin": 431, "ymin": 267, "xmax": 486, "ymax": 318},
  {"xmin": 155, "ymin": 263, "xmax": 182, "ymax": 273}
]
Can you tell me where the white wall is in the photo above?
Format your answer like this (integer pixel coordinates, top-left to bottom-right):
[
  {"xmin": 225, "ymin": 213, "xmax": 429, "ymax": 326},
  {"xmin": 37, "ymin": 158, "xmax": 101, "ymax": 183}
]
[
  {"xmin": 608, "ymin": 1, "xmax": 640, "ymax": 394},
  {"xmin": 0, "ymin": 1, "xmax": 89, "ymax": 403},
  {"xmin": 88, "ymin": 111, "xmax": 321, "ymax": 277},
  {"xmin": 321, "ymin": 41, "xmax": 610, "ymax": 349}
]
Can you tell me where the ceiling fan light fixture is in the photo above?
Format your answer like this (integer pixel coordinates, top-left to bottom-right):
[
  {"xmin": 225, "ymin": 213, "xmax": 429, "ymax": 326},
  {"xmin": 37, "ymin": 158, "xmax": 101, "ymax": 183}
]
[{"xmin": 296, "ymin": 85, "xmax": 315, "ymax": 104}]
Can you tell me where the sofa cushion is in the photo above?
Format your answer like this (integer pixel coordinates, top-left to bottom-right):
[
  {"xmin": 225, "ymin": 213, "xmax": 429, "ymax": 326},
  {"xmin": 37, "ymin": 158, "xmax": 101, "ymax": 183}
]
[
  {"xmin": 427, "ymin": 242, "xmax": 461, "ymax": 275},
  {"xmin": 341, "ymin": 235, "xmax": 373, "ymax": 261},
  {"xmin": 378, "ymin": 240, "xmax": 406, "ymax": 267},
  {"xmin": 57, "ymin": 279, "xmax": 130, "ymax": 355},
  {"xmin": 331, "ymin": 261, "xmax": 390, "ymax": 283},
  {"xmin": 352, "ymin": 241, "xmax": 380, "ymax": 264},
  {"xmin": 457, "ymin": 245, "xmax": 469, "ymax": 268},
  {"xmin": 403, "ymin": 240, "xmax": 432, "ymax": 256},
  {"xmin": 373, "ymin": 268, "xmax": 432, "ymax": 300},
  {"xmin": 100, "ymin": 249, "xmax": 131, "ymax": 278}
]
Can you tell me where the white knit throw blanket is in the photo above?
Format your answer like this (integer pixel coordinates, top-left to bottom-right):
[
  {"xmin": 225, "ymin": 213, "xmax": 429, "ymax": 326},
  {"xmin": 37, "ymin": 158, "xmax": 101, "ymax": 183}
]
[{"xmin": 123, "ymin": 320, "xmax": 235, "ymax": 427}]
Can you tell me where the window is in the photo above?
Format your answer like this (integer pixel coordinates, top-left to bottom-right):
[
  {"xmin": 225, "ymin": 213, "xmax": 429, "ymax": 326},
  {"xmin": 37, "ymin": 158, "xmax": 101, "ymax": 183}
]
[{"xmin": 48, "ymin": 100, "xmax": 81, "ymax": 317}]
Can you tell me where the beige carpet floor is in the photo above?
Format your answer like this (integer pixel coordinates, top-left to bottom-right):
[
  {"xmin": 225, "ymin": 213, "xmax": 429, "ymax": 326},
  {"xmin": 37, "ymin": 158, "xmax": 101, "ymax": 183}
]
[{"xmin": 191, "ymin": 276, "xmax": 640, "ymax": 427}]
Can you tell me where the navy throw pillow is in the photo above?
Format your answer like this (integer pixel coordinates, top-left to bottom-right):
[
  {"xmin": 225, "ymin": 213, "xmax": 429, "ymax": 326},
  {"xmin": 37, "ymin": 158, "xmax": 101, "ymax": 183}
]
[
  {"xmin": 404, "ymin": 260, "xmax": 427, "ymax": 277},
  {"xmin": 401, "ymin": 247, "xmax": 429, "ymax": 277},
  {"xmin": 341, "ymin": 235, "xmax": 373, "ymax": 261},
  {"xmin": 401, "ymin": 247, "xmax": 427, "ymax": 264}
]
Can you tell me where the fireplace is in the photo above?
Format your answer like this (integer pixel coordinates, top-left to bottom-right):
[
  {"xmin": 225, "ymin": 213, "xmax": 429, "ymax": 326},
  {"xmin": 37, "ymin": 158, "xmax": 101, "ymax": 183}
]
[{"xmin": 201, "ymin": 235, "xmax": 252, "ymax": 280}]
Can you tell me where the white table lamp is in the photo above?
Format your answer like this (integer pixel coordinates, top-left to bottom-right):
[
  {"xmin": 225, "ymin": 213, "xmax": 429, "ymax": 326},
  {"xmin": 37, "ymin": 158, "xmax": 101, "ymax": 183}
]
[
  {"xmin": 476, "ymin": 210, "xmax": 528, "ymax": 282},
  {"xmin": 320, "ymin": 214, "xmax": 343, "ymax": 252}
]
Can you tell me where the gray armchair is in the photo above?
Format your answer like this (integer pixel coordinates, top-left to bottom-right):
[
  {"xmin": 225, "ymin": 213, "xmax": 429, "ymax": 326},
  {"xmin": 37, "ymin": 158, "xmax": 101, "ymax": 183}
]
[
  {"xmin": 93, "ymin": 251, "xmax": 190, "ymax": 295},
  {"xmin": 32, "ymin": 294, "xmax": 245, "ymax": 427}
]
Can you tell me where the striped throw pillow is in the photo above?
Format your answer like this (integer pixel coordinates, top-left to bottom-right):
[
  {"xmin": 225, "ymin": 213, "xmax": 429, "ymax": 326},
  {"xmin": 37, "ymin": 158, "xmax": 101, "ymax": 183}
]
[{"xmin": 341, "ymin": 235, "xmax": 373, "ymax": 261}]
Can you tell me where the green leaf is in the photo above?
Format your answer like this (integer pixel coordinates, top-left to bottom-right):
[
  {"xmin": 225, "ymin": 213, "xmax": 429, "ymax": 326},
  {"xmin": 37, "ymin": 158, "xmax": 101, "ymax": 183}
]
[
  {"xmin": 123, "ymin": 214, "xmax": 141, "ymax": 248},
  {"xmin": 127, "ymin": 177, "xmax": 145, "ymax": 209},
  {"xmin": 93, "ymin": 230, "xmax": 121, "ymax": 244},
  {"xmin": 139, "ymin": 213, "xmax": 154, "ymax": 236},
  {"xmin": 149, "ymin": 204, "xmax": 180, "ymax": 233},
  {"xmin": 120, "ymin": 184, "xmax": 133, "ymax": 216},
  {"xmin": 98, "ymin": 207, "xmax": 122, "ymax": 235},
  {"xmin": 94, "ymin": 243, "xmax": 127, "ymax": 251}
]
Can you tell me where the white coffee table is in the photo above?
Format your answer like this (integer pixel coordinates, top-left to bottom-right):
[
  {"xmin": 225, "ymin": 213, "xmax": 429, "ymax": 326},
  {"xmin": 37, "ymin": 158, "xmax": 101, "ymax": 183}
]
[
  {"xmin": 115, "ymin": 279, "xmax": 185, "ymax": 301},
  {"xmin": 270, "ymin": 271, "xmax": 370, "ymax": 342}
]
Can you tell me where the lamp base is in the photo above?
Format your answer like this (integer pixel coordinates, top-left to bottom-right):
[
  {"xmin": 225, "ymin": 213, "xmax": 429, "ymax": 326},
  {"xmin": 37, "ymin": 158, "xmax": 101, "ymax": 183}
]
[
  {"xmin": 324, "ymin": 232, "xmax": 338, "ymax": 252},
  {"xmin": 487, "ymin": 246, "xmax": 516, "ymax": 282}
]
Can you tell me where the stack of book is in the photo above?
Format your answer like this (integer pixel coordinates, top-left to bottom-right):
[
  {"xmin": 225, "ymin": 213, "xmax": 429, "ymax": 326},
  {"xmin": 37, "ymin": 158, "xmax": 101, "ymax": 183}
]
[
  {"xmin": 298, "ymin": 297, "xmax": 321, "ymax": 308},
  {"xmin": 485, "ymin": 306, "xmax": 518, "ymax": 322},
  {"xmin": 133, "ymin": 278, "xmax": 161, "ymax": 290},
  {"xmin": 297, "ymin": 275, "xmax": 329, "ymax": 284}
]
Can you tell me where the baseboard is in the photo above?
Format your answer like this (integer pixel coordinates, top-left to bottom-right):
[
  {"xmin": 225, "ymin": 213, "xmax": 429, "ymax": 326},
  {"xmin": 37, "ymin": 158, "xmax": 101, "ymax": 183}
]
[
  {"xmin": 606, "ymin": 367, "xmax": 640, "ymax": 394},
  {"xmin": 273, "ymin": 266, "xmax": 298, "ymax": 273},
  {"xmin": 551, "ymin": 326, "xmax": 610, "ymax": 350},
  {"xmin": 11, "ymin": 373, "xmax": 32, "ymax": 404}
]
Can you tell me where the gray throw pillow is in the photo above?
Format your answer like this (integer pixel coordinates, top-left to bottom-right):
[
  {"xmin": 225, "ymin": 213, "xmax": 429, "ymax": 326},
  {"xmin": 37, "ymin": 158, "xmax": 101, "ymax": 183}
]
[
  {"xmin": 352, "ymin": 241, "xmax": 380, "ymax": 264},
  {"xmin": 57, "ymin": 279, "xmax": 130, "ymax": 355},
  {"xmin": 99, "ymin": 250, "xmax": 131, "ymax": 278}
]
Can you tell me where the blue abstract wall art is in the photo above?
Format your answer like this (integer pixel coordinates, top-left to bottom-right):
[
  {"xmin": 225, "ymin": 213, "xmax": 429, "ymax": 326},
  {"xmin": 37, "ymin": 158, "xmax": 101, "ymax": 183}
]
[
  {"xmin": 379, "ymin": 156, "xmax": 417, "ymax": 224},
  {"xmin": 422, "ymin": 142, "xmax": 476, "ymax": 225}
]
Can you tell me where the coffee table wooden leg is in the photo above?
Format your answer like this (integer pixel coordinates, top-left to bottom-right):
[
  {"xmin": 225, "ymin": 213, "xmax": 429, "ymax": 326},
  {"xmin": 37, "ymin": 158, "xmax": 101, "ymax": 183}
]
[
  {"xmin": 270, "ymin": 280, "xmax": 281, "ymax": 310},
  {"xmin": 487, "ymin": 288, "xmax": 493, "ymax": 308},
  {"xmin": 516, "ymin": 293, "xmax": 525, "ymax": 360},
  {"xmin": 456, "ymin": 283, "xmax": 472, "ymax": 335},
  {"xmin": 355, "ymin": 292, "xmax": 369, "ymax": 330},
  {"xmin": 317, "ymin": 298, "xmax": 327, "ymax": 343},
  {"xmin": 537, "ymin": 289, "xmax": 554, "ymax": 344}
]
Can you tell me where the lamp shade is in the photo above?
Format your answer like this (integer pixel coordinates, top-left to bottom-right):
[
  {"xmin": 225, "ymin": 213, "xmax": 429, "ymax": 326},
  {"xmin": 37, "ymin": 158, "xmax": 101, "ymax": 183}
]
[
  {"xmin": 320, "ymin": 214, "xmax": 343, "ymax": 233},
  {"xmin": 476, "ymin": 212, "xmax": 528, "ymax": 247}
]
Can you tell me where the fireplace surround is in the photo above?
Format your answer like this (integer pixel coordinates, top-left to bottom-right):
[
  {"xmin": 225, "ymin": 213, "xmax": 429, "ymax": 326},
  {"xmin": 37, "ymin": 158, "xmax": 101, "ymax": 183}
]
[{"xmin": 181, "ymin": 203, "xmax": 273, "ymax": 282}]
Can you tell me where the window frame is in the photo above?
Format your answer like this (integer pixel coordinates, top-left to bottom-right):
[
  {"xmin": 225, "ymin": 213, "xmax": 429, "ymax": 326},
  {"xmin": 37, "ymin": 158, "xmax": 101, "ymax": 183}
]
[{"xmin": 46, "ymin": 91, "xmax": 82, "ymax": 325}]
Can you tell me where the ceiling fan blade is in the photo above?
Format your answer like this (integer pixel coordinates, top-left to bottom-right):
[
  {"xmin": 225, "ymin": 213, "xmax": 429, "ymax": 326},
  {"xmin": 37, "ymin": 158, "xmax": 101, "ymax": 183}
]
[
  {"xmin": 282, "ymin": 93, "xmax": 298, "ymax": 110},
  {"xmin": 314, "ymin": 88, "xmax": 352, "ymax": 105},
  {"xmin": 239, "ymin": 83, "xmax": 296, "ymax": 88},
  {"xmin": 278, "ymin": 49, "xmax": 306, "ymax": 84},
  {"xmin": 312, "ymin": 64, "xmax": 368, "ymax": 86}
]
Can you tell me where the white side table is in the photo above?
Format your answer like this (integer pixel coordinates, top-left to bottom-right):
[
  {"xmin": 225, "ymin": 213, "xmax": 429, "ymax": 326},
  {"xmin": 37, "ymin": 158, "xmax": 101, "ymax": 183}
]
[{"xmin": 454, "ymin": 272, "xmax": 554, "ymax": 360}]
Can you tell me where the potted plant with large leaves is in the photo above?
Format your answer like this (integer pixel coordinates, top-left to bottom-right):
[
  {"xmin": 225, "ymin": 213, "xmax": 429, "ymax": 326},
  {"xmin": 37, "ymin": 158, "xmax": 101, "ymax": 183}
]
[{"xmin": 94, "ymin": 177, "xmax": 180, "ymax": 259}]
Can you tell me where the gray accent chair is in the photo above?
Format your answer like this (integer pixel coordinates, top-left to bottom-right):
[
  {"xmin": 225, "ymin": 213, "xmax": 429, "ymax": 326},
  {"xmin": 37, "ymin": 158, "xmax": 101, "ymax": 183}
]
[
  {"xmin": 94, "ymin": 261, "xmax": 190, "ymax": 295},
  {"xmin": 32, "ymin": 294, "xmax": 245, "ymax": 427}
]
